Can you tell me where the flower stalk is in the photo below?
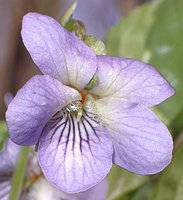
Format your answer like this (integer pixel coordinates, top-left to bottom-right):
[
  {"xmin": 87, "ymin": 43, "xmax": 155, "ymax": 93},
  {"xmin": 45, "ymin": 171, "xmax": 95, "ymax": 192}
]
[{"xmin": 9, "ymin": 146, "xmax": 30, "ymax": 200}]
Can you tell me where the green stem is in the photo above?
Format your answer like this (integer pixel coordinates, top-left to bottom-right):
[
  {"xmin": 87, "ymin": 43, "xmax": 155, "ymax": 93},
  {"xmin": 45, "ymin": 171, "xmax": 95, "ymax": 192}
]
[{"xmin": 9, "ymin": 146, "xmax": 30, "ymax": 200}]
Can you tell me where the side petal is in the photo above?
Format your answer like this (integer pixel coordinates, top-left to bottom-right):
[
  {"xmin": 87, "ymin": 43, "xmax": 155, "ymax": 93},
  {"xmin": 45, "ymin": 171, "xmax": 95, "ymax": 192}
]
[
  {"xmin": 6, "ymin": 75, "xmax": 81, "ymax": 146},
  {"xmin": 91, "ymin": 56, "xmax": 175, "ymax": 107},
  {"xmin": 22, "ymin": 12, "xmax": 97, "ymax": 89},
  {"xmin": 38, "ymin": 112, "xmax": 113, "ymax": 193},
  {"xmin": 95, "ymin": 98, "xmax": 173, "ymax": 175}
]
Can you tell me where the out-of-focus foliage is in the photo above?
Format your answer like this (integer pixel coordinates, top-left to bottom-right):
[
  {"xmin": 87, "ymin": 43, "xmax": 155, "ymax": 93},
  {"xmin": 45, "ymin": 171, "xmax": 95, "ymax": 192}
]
[
  {"xmin": 106, "ymin": 0, "xmax": 183, "ymax": 199},
  {"xmin": 150, "ymin": 143, "xmax": 183, "ymax": 200},
  {"xmin": 106, "ymin": 165, "xmax": 148, "ymax": 200},
  {"xmin": 122, "ymin": 181, "xmax": 155, "ymax": 200}
]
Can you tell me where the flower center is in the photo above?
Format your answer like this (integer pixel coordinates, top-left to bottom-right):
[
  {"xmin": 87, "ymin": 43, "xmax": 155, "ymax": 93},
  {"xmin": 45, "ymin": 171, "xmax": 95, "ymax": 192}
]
[
  {"xmin": 61, "ymin": 100, "xmax": 82, "ymax": 119},
  {"xmin": 61, "ymin": 90, "xmax": 88, "ymax": 120},
  {"xmin": 61, "ymin": 91, "xmax": 100, "ymax": 123}
]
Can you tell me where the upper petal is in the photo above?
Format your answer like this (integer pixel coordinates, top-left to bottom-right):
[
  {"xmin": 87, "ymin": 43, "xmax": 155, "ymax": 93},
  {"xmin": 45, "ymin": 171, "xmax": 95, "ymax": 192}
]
[
  {"xmin": 6, "ymin": 75, "xmax": 81, "ymax": 146},
  {"xmin": 95, "ymin": 98, "xmax": 173, "ymax": 175},
  {"xmin": 38, "ymin": 112, "xmax": 113, "ymax": 193},
  {"xmin": 22, "ymin": 12, "xmax": 97, "ymax": 89},
  {"xmin": 91, "ymin": 56, "xmax": 175, "ymax": 107}
]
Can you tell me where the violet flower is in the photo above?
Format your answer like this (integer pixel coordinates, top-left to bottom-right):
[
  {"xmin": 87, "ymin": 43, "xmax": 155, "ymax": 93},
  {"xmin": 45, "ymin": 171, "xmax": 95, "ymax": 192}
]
[{"xmin": 6, "ymin": 13, "xmax": 175, "ymax": 193}]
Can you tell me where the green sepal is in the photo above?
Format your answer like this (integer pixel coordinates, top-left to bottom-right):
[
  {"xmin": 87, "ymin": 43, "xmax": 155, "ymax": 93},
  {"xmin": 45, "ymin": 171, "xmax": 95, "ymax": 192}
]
[
  {"xmin": 85, "ymin": 74, "xmax": 98, "ymax": 90},
  {"xmin": 64, "ymin": 18, "xmax": 86, "ymax": 39},
  {"xmin": 83, "ymin": 34, "xmax": 107, "ymax": 55},
  {"xmin": 65, "ymin": 19, "xmax": 106, "ymax": 55},
  {"xmin": 60, "ymin": 1, "xmax": 107, "ymax": 56}
]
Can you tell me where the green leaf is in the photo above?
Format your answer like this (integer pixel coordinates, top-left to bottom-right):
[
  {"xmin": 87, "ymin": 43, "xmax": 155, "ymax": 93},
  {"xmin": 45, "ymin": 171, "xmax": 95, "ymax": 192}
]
[
  {"xmin": 106, "ymin": 0, "xmax": 160, "ymax": 59},
  {"xmin": 106, "ymin": 165, "xmax": 148, "ymax": 200},
  {"xmin": 106, "ymin": 0, "xmax": 183, "ymax": 124},
  {"xmin": 150, "ymin": 143, "xmax": 183, "ymax": 200},
  {"xmin": 123, "ymin": 180, "xmax": 155, "ymax": 200},
  {"xmin": 0, "ymin": 120, "xmax": 8, "ymax": 150},
  {"xmin": 170, "ymin": 109, "xmax": 183, "ymax": 139}
]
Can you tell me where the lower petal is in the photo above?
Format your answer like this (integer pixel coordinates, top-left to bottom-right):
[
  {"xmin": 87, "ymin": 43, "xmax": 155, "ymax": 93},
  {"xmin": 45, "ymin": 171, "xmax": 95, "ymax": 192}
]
[
  {"xmin": 95, "ymin": 98, "xmax": 173, "ymax": 175},
  {"xmin": 38, "ymin": 111, "xmax": 113, "ymax": 193}
]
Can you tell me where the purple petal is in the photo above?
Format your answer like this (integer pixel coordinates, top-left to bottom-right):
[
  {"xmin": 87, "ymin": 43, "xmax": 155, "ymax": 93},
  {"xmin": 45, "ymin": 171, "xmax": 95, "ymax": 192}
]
[
  {"xmin": 0, "ymin": 180, "xmax": 11, "ymax": 200},
  {"xmin": 23, "ymin": 177, "xmax": 108, "ymax": 200},
  {"xmin": 22, "ymin": 12, "xmax": 97, "ymax": 89},
  {"xmin": 91, "ymin": 56, "xmax": 175, "ymax": 107},
  {"xmin": 58, "ymin": 178, "xmax": 108, "ymax": 200},
  {"xmin": 38, "ymin": 112, "xmax": 113, "ymax": 193},
  {"xmin": 0, "ymin": 139, "xmax": 20, "ymax": 176},
  {"xmin": 25, "ymin": 151, "xmax": 41, "ymax": 179},
  {"xmin": 6, "ymin": 75, "xmax": 81, "ymax": 146},
  {"xmin": 0, "ymin": 140, "xmax": 20, "ymax": 200},
  {"xmin": 95, "ymin": 98, "xmax": 173, "ymax": 174}
]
